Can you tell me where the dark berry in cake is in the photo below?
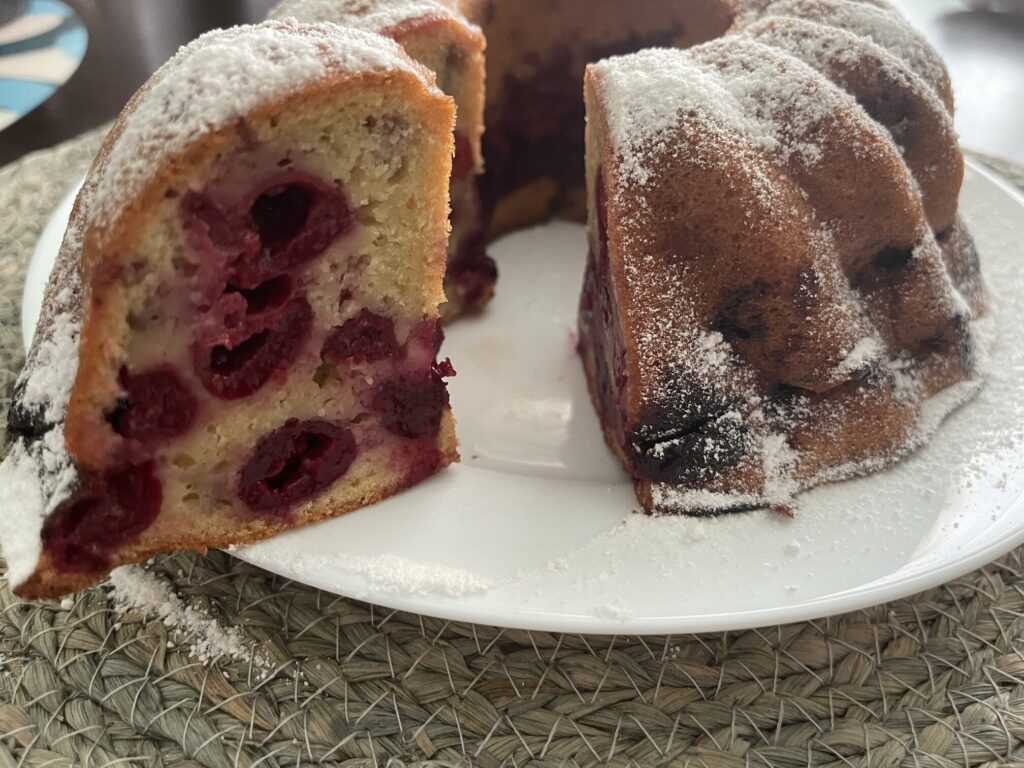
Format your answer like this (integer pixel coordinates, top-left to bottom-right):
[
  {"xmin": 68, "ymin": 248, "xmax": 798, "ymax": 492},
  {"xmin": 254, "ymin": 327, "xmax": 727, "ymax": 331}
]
[
  {"xmin": 239, "ymin": 419, "xmax": 358, "ymax": 514},
  {"xmin": 322, "ymin": 309, "xmax": 401, "ymax": 365}
]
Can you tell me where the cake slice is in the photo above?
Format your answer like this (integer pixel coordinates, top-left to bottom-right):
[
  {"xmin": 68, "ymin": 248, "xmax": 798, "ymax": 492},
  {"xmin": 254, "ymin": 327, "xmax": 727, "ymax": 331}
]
[
  {"xmin": 579, "ymin": 42, "xmax": 984, "ymax": 515},
  {"xmin": 269, "ymin": 0, "xmax": 495, "ymax": 320},
  {"xmin": 0, "ymin": 21, "xmax": 458, "ymax": 599}
]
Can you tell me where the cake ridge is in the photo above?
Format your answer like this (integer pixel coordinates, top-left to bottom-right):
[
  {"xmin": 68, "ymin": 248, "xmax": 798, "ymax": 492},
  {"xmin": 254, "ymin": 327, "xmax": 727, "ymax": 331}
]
[{"xmin": 735, "ymin": 0, "xmax": 953, "ymax": 112}]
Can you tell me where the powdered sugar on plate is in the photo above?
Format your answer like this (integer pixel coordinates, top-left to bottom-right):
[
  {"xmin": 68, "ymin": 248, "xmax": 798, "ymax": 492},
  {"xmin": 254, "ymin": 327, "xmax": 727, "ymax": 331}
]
[
  {"xmin": 233, "ymin": 545, "xmax": 494, "ymax": 598},
  {"xmin": 592, "ymin": 37, "xmax": 852, "ymax": 192}
]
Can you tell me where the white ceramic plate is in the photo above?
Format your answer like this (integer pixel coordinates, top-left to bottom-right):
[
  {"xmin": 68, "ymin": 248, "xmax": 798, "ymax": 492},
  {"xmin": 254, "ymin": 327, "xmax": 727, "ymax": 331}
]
[{"xmin": 23, "ymin": 160, "xmax": 1024, "ymax": 634}]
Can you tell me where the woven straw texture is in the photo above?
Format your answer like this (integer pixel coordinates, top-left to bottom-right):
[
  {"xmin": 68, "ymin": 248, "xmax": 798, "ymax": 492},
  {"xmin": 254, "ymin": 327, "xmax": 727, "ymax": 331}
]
[{"xmin": 2, "ymin": 129, "xmax": 1024, "ymax": 768}]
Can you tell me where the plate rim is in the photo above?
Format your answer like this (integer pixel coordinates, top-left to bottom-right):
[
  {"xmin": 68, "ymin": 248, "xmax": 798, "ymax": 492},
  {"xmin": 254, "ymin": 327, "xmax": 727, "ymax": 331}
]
[{"xmin": 22, "ymin": 158, "xmax": 1024, "ymax": 634}]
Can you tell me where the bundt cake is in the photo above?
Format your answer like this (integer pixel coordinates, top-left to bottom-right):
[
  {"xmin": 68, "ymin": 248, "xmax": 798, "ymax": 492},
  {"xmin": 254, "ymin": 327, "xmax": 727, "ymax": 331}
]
[
  {"xmin": 0, "ymin": 0, "xmax": 988, "ymax": 597},
  {"xmin": 269, "ymin": 0, "xmax": 495, "ymax": 320},
  {"xmin": 0, "ymin": 21, "xmax": 459, "ymax": 598},
  {"xmin": 579, "ymin": 20, "xmax": 984, "ymax": 513}
]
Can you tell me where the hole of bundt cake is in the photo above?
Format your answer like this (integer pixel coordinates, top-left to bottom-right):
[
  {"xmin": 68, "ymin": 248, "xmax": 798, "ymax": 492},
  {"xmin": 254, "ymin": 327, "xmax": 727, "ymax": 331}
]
[
  {"xmin": 322, "ymin": 309, "xmax": 401, "ymax": 365},
  {"xmin": 194, "ymin": 297, "xmax": 313, "ymax": 399},
  {"xmin": 371, "ymin": 361, "xmax": 455, "ymax": 440},
  {"xmin": 109, "ymin": 366, "xmax": 198, "ymax": 442},
  {"xmin": 226, "ymin": 275, "xmax": 293, "ymax": 315},
  {"xmin": 452, "ymin": 132, "xmax": 475, "ymax": 182},
  {"xmin": 43, "ymin": 463, "xmax": 162, "ymax": 573},
  {"xmin": 239, "ymin": 419, "xmax": 357, "ymax": 514},
  {"xmin": 873, "ymin": 247, "xmax": 913, "ymax": 272}
]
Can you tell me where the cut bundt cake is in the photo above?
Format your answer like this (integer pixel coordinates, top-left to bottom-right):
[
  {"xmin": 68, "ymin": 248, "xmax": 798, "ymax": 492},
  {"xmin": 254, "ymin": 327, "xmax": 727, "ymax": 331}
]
[
  {"xmin": 0, "ymin": 21, "xmax": 459, "ymax": 598},
  {"xmin": 269, "ymin": 0, "xmax": 495, "ymax": 319},
  {"xmin": 579, "ymin": 31, "xmax": 984, "ymax": 514}
]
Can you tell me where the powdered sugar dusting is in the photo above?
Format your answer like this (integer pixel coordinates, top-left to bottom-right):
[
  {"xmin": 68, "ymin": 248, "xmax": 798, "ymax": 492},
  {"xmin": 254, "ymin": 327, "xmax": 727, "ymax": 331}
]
[
  {"xmin": 269, "ymin": 0, "xmax": 477, "ymax": 36},
  {"xmin": 692, "ymin": 37, "xmax": 838, "ymax": 168},
  {"xmin": 108, "ymin": 566, "xmax": 267, "ymax": 667},
  {"xmin": 0, "ymin": 444, "xmax": 46, "ymax": 587},
  {"xmin": 742, "ymin": 14, "xmax": 951, "ymax": 125},
  {"xmin": 83, "ymin": 21, "xmax": 425, "ymax": 233},
  {"xmin": 738, "ymin": 0, "xmax": 952, "ymax": 108},
  {"xmin": 18, "ymin": 286, "xmax": 79, "ymax": 423},
  {"xmin": 834, "ymin": 336, "xmax": 884, "ymax": 378},
  {"xmin": 0, "ymin": 248, "xmax": 82, "ymax": 589},
  {"xmin": 592, "ymin": 37, "xmax": 854, "ymax": 193}
]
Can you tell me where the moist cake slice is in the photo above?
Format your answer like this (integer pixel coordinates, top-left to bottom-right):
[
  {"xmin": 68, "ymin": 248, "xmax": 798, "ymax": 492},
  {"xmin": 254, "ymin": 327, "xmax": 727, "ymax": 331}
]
[
  {"xmin": 269, "ymin": 0, "xmax": 495, "ymax": 320},
  {"xmin": 0, "ymin": 21, "xmax": 459, "ymax": 599}
]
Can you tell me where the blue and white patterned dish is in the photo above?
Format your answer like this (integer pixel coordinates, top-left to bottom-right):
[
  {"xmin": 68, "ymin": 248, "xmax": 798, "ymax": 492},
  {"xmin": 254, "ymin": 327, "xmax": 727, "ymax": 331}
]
[{"xmin": 0, "ymin": 0, "xmax": 87, "ymax": 130}]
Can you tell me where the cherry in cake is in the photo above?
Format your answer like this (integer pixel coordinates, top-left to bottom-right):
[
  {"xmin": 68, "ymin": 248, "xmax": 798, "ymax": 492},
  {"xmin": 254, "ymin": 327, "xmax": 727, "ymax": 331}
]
[
  {"xmin": 0, "ymin": 21, "xmax": 459, "ymax": 599},
  {"xmin": 580, "ymin": 39, "xmax": 985, "ymax": 514},
  {"xmin": 270, "ymin": 0, "xmax": 497, "ymax": 320}
]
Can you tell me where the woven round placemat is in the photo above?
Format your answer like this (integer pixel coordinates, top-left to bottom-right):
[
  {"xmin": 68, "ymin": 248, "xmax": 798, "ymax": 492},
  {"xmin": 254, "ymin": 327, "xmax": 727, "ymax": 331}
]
[{"xmin": 1, "ymin": 130, "xmax": 1023, "ymax": 768}]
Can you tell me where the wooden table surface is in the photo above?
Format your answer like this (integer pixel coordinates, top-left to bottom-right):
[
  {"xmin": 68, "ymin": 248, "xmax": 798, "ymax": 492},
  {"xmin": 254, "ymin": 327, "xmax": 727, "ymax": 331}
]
[{"xmin": 1, "ymin": 0, "xmax": 1023, "ymax": 166}]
